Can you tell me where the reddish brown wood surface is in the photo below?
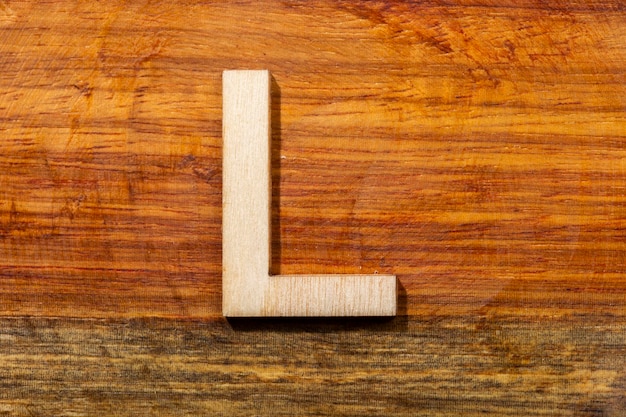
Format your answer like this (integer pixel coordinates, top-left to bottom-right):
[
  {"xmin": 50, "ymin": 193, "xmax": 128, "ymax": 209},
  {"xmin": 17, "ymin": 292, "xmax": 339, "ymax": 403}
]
[{"xmin": 1, "ymin": 1, "xmax": 626, "ymax": 415}]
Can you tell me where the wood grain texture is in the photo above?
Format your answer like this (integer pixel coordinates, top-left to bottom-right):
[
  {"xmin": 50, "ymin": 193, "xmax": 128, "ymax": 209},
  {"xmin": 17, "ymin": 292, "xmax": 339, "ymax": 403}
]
[{"xmin": 1, "ymin": 0, "xmax": 626, "ymax": 414}]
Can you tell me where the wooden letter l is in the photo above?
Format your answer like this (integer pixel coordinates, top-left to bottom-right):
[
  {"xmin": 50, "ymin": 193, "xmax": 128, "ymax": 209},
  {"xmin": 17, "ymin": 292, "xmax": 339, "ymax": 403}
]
[{"xmin": 222, "ymin": 70, "xmax": 397, "ymax": 317}]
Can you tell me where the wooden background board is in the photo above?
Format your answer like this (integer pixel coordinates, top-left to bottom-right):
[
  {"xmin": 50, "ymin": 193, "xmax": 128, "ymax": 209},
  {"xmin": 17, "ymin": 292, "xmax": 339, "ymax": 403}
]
[{"xmin": 1, "ymin": 0, "xmax": 626, "ymax": 415}]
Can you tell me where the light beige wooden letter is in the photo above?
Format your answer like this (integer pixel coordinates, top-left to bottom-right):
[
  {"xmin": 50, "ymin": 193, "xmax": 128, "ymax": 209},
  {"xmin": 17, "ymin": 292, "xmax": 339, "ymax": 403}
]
[{"xmin": 222, "ymin": 70, "xmax": 396, "ymax": 317}]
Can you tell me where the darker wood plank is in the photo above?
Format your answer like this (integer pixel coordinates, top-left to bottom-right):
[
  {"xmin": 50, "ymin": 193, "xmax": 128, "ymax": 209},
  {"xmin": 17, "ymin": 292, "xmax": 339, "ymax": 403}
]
[{"xmin": 0, "ymin": 316, "xmax": 625, "ymax": 416}]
